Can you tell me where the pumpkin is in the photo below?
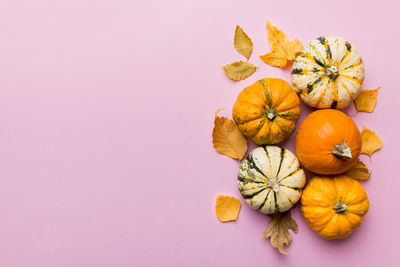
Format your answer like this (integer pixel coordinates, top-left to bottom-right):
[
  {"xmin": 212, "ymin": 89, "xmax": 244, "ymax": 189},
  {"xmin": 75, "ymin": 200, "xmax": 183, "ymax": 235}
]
[
  {"xmin": 291, "ymin": 36, "xmax": 365, "ymax": 109},
  {"xmin": 295, "ymin": 109, "xmax": 361, "ymax": 175},
  {"xmin": 232, "ymin": 78, "xmax": 300, "ymax": 145},
  {"xmin": 238, "ymin": 146, "xmax": 306, "ymax": 214},
  {"xmin": 301, "ymin": 175, "xmax": 369, "ymax": 239}
]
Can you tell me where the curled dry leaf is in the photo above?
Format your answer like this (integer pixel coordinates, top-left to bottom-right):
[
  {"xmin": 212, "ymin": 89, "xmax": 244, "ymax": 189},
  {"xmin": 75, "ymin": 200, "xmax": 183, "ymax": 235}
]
[
  {"xmin": 361, "ymin": 126, "xmax": 383, "ymax": 156},
  {"xmin": 260, "ymin": 21, "xmax": 302, "ymax": 68},
  {"xmin": 222, "ymin": 61, "xmax": 256, "ymax": 81},
  {"xmin": 234, "ymin": 25, "xmax": 253, "ymax": 60},
  {"xmin": 215, "ymin": 195, "xmax": 241, "ymax": 222},
  {"xmin": 212, "ymin": 109, "xmax": 248, "ymax": 160},
  {"xmin": 263, "ymin": 210, "xmax": 298, "ymax": 255},
  {"xmin": 344, "ymin": 159, "xmax": 371, "ymax": 180},
  {"xmin": 355, "ymin": 88, "xmax": 380, "ymax": 112}
]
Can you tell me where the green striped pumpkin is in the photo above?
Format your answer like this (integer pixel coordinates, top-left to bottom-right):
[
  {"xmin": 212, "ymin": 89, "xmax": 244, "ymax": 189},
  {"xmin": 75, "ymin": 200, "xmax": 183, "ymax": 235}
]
[
  {"xmin": 238, "ymin": 146, "xmax": 306, "ymax": 214},
  {"xmin": 291, "ymin": 36, "xmax": 365, "ymax": 109}
]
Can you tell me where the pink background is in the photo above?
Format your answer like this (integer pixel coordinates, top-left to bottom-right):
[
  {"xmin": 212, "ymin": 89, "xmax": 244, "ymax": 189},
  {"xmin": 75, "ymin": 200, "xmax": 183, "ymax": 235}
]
[{"xmin": 0, "ymin": 0, "xmax": 399, "ymax": 266}]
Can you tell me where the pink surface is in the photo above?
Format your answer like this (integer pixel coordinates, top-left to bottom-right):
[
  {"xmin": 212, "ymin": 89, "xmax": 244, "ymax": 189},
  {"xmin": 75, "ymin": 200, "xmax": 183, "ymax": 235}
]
[{"xmin": 0, "ymin": 0, "xmax": 399, "ymax": 266}]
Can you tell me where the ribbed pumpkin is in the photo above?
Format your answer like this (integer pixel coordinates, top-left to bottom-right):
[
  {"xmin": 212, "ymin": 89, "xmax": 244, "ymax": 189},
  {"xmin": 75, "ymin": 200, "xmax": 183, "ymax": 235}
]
[
  {"xmin": 301, "ymin": 175, "xmax": 369, "ymax": 239},
  {"xmin": 238, "ymin": 146, "xmax": 306, "ymax": 214},
  {"xmin": 291, "ymin": 36, "xmax": 365, "ymax": 109},
  {"xmin": 295, "ymin": 109, "xmax": 361, "ymax": 175},
  {"xmin": 232, "ymin": 78, "xmax": 300, "ymax": 145}
]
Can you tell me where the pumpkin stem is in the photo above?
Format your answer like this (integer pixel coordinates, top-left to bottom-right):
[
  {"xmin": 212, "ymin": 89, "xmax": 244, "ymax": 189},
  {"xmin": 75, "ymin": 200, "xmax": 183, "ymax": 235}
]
[
  {"xmin": 267, "ymin": 176, "xmax": 280, "ymax": 192},
  {"xmin": 333, "ymin": 202, "xmax": 347, "ymax": 214},
  {"xmin": 331, "ymin": 141, "xmax": 352, "ymax": 160},
  {"xmin": 325, "ymin": 65, "xmax": 339, "ymax": 80},
  {"xmin": 266, "ymin": 109, "xmax": 277, "ymax": 121}
]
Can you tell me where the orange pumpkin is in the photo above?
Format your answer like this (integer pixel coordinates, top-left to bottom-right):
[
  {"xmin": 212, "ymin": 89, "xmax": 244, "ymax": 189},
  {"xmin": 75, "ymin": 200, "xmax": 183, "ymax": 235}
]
[
  {"xmin": 232, "ymin": 78, "xmax": 301, "ymax": 145},
  {"xmin": 295, "ymin": 109, "xmax": 361, "ymax": 174},
  {"xmin": 301, "ymin": 175, "xmax": 369, "ymax": 239}
]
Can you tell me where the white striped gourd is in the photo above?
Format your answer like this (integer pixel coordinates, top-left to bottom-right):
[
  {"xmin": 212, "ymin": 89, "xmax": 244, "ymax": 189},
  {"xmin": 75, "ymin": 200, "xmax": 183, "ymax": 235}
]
[
  {"xmin": 291, "ymin": 36, "xmax": 364, "ymax": 109},
  {"xmin": 238, "ymin": 146, "xmax": 306, "ymax": 214}
]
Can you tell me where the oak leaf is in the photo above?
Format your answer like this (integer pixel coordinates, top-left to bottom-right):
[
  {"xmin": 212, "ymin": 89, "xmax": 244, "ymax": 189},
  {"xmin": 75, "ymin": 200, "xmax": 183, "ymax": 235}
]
[
  {"xmin": 260, "ymin": 21, "xmax": 302, "ymax": 68},
  {"xmin": 222, "ymin": 61, "xmax": 256, "ymax": 81},
  {"xmin": 263, "ymin": 210, "xmax": 298, "ymax": 255},
  {"xmin": 215, "ymin": 195, "xmax": 241, "ymax": 222},
  {"xmin": 234, "ymin": 25, "xmax": 253, "ymax": 60},
  {"xmin": 361, "ymin": 126, "xmax": 382, "ymax": 156},
  {"xmin": 355, "ymin": 88, "xmax": 380, "ymax": 112},
  {"xmin": 344, "ymin": 159, "xmax": 371, "ymax": 180},
  {"xmin": 212, "ymin": 109, "xmax": 247, "ymax": 159}
]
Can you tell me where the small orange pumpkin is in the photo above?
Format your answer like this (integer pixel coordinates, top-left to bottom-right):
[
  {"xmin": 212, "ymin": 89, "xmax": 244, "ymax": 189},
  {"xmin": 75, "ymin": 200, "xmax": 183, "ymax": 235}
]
[
  {"xmin": 301, "ymin": 175, "xmax": 369, "ymax": 239},
  {"xmin": 232, "ymin": 78, "xmax": 301, "ymax": 145},
  {"xmin": 295, "ymin": 109, "xmax": 361, "ymax": 174}
]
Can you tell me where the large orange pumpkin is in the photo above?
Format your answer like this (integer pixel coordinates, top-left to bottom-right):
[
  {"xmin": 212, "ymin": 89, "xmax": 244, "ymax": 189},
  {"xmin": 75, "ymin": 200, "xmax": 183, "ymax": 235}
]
[
  {"xmin": 295, "ymin": 109, "xmax": 361, "ymax": 174},
  {"xmin": 232, "ymin": 78, "xmax": 301, "ymax": 145}
]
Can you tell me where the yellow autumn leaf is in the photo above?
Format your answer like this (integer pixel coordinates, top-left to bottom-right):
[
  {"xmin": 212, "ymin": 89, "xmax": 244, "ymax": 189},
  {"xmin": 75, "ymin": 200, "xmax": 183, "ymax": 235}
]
[
  {"xmin": 344, "ymin": 159, "xmax": 371, "ymax": 180},
  {"xmin": 215, "ymin": 195, "xmax": 241, "ymax": 222},
  {"xmin": 222, "ymin": 61, "xmax": 256, "ymax": 81},
  {"xmin": 260, "ymin": 21, "xmax": 302, "ymax": 68},
  {"xmin": 212, "ymin": 109, "xmax": 247, "ymax": 160},
  {"xmin": 260, "ymin": 51, "xmax": 287, "ymax": 68},
  {"xmin": 234, "ymin": 25, "xmax": 253, "ymax": 60},
  {"xmin": 355, "ymin": 88, "xmax": 380, "ymax": 112},
  {"xmin": 263, "ymin": 210, "xmax": 298, "ymax": 255},
  {"xmin": 361, "ymin": 126, "xmax": 382, "ymax": 156}
]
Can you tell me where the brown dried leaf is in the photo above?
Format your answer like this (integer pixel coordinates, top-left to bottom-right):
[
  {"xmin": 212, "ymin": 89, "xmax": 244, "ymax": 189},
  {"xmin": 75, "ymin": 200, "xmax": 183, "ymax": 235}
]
[
  {"xmin": 263, "ymin": 210, "xmax": 298, "ymax": 255},
  {"xmin": 361, "ymin": 126, "xmax": 383, "ymax": 156},
  {"xmin": 344, "ymin": 159, "xmax": 371, "ymax": 180},
  {"xmin": 212, "ymin": 109, "xmax": 247, "ymax": 160},
  {"xmin": 234, "ymin": 25, "xmax": 253, "ymax": 60},
  {"xmin": 222, "ymin": 61, "xmax": 256, "ymax": 81},
  {"xmin": 215, "ymin": 195, "xmax": 241, "ymax": 222},
  {"xmin": 260, "ymin": 22, "xmax": 302, "ymax": 68},
  {"xmin": 355, "ymin": 88, "xmax": 380, "ymax": 112}
]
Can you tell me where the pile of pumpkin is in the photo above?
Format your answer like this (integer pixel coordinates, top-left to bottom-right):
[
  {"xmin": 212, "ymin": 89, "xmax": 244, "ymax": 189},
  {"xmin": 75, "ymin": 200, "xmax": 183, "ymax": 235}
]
[{"xmin": 213, "ymin": 28, "xmax": 382, "ymax": 254}]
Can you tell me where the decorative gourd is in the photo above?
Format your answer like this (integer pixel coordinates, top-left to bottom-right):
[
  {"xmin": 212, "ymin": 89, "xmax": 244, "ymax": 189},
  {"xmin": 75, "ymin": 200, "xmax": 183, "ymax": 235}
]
[
  {"xmin": 291, "ymin": 36, "xmax": 365, "ymax": 109},
  {"xmin": 295, "ymin": 109, "xmax": 361, "ymax": 175},
  {"xmin": 232, "ymin": 78, "xmax": 300, "ymax": 145},
  {"xmin": 301, "ymin": 175, "xmax": 369, "ymax": 239},
  {"xmin": 238, "ymin": 146, "xmax": 306, "ymax": 214}
]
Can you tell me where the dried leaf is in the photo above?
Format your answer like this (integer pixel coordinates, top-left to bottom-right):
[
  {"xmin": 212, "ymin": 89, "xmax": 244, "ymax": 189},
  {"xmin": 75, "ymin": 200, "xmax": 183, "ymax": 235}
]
[
  {"xmin": 215, "ymin": 195, "xmax": 241, "ymax": 222},
  {"xmin": 263, "ymin": 210, "xmax": 298, "ymax": 254},
  {"xmin": 212, "ymin": 109, "xmax": 247, "ymax": 159},
  {"xmin": 361, "ymin": 126, "xmax": 383, "ymax": 156},
  {"xmin": 222, "ymin": 61, "xmax": 256, "ymax": 81},
  {"xmin": 260, "ymin": 21, "xmax": 302, "ymax": 68},
  {"xmin": 234, "ymin": 25, "xmax": 253, "ymax": 60},
  {"xmin": 355, "ymin": 88, "xmax": 380, "ymax": 112},
  {"xmin": 259, "ymin": 51, "xmax": 288, "ymax": 68},
  {"xmin": 344, "ymin": 159, "xmax": 371, "ymax": 180}
]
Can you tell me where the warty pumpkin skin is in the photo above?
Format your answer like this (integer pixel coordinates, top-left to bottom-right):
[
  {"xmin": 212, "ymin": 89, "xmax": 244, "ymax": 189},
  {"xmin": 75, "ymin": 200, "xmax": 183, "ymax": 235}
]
[
  {"xmin": 301, "ymin": 175, "xmax": 369, "ymax": 239},
  {"xmin": 291, "ymin": 36, "xmax": 365, "ymax": 109},
  {"xmin": 238, "ymin": 146, "xmax": 306, "ymax": 214},
  {"xmin": 233, "ymin": 78, "xmax": 301, "ymax": 145},
  {"xmin": 295, "ymin": 109, "xmax": 361, "ymax": 175}
]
